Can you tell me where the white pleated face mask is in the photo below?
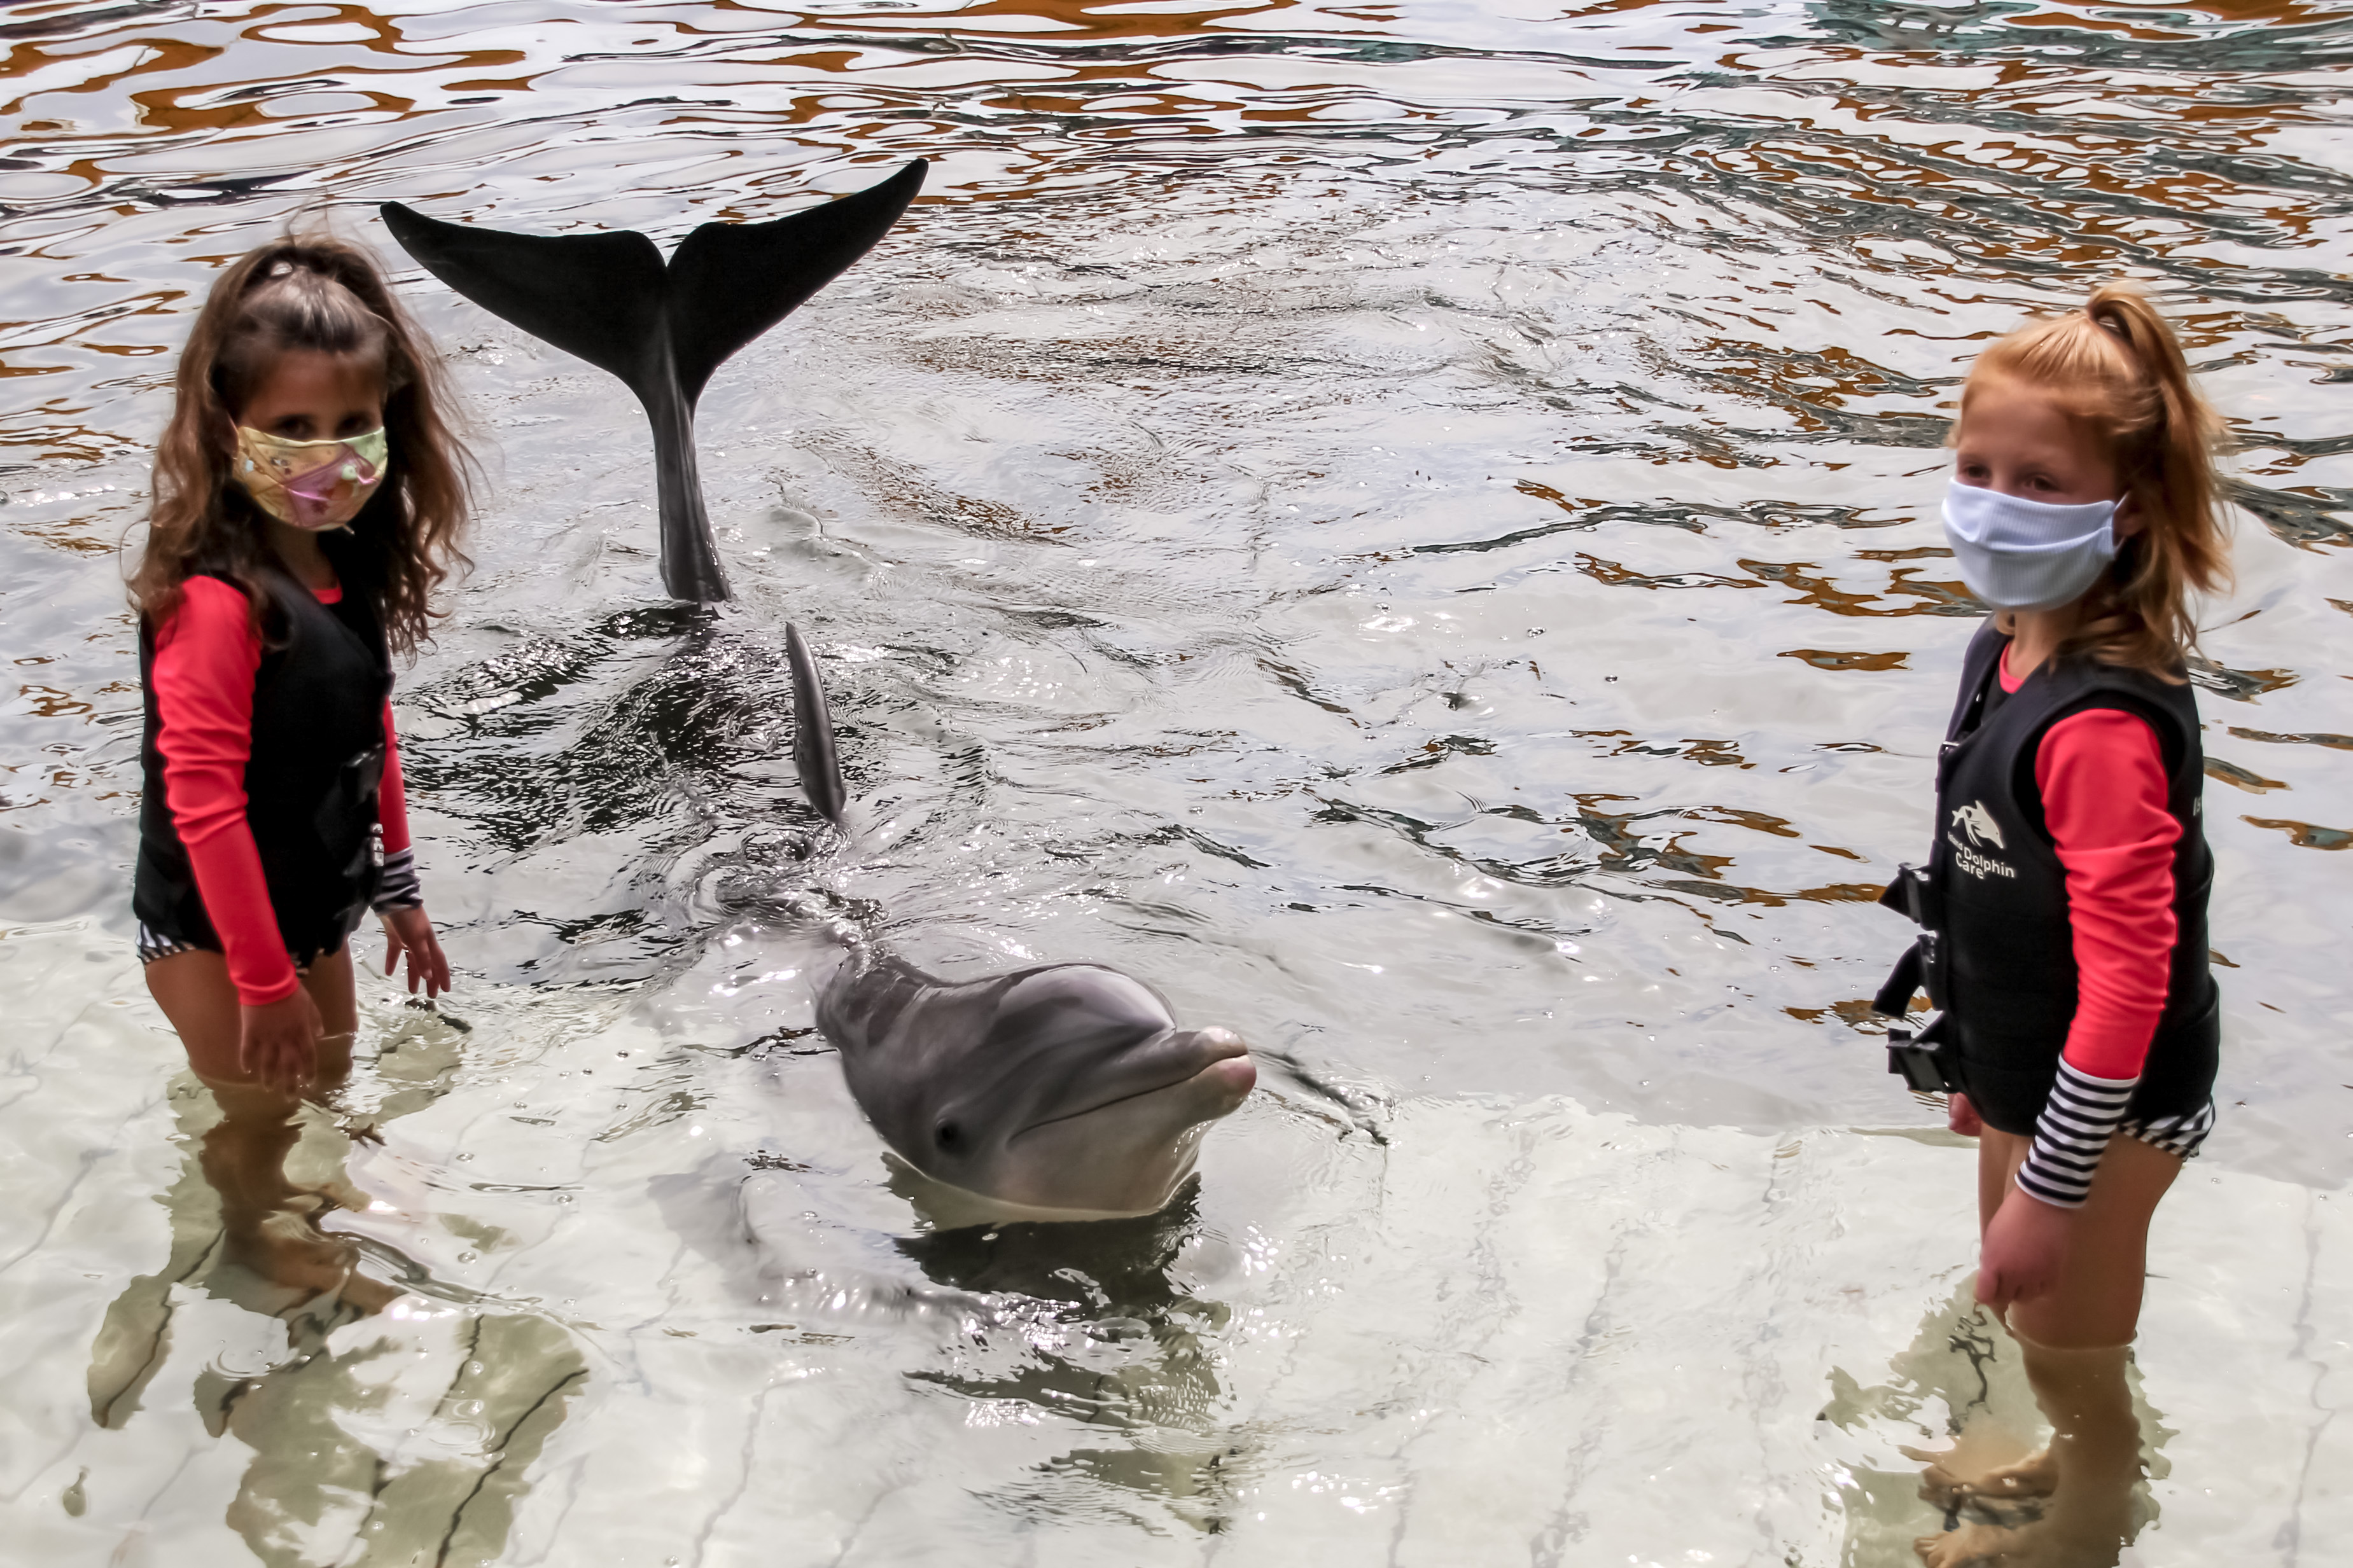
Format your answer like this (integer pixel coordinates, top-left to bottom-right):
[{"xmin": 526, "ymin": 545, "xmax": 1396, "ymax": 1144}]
[{"xmin": 1941, "ymin": 482, "xmax": 2118, "ymax": 611}]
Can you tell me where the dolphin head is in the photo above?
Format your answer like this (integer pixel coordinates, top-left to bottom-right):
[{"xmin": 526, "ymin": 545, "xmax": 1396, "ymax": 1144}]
[{"xmin": 823, "ymin": 960, "xmax": 1255, "ymax": 1218}]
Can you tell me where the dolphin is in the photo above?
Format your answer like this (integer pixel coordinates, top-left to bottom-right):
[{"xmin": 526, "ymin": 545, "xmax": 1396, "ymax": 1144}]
[
  {"xmin": 785, "ymin": 624, "xmax": 1257, "ymax": 1218},
  {"xmin": 379, "ymin": 160, "xmax": 926, "ymax": 603}
]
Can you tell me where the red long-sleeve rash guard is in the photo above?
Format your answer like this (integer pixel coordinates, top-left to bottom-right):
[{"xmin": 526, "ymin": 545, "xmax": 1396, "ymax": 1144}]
[
  {"xmin": 1999, "ymin": 647, "xmax": 2181, "ymax": 1081},
  {"xmin": 150, "ymin": 575, "xmax": 410, "ymax": 1006}
]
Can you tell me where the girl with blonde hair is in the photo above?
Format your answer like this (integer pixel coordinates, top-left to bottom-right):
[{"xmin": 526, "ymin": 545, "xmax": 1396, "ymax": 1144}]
[{"xmin": 1878, "ymin": 281, "xmax": 2228, "ymax": 1565}]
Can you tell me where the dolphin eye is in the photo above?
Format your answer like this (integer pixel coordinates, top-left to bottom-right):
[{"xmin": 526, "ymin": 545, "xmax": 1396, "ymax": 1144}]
[{"xmin": 934, "ymin": 1121, "xmax": 961, "ymax": 1150}]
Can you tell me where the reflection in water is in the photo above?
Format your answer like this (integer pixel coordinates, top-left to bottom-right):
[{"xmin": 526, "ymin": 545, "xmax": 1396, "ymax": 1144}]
[
  {"xmin": 209, "ymin": 1310, "xmax": 585, "ymax": 1568},
  {"xmin": 83, "ymin": 1018, "xmax": 587, "ymax": 1567},
  {"xmin": 1826, "ymin": 1287, "xmax": 2172, "ymax": 1567},
  {"xmin": 895, "ymin": 1183, "xmax": 1242, "ymax": 1530},
  {"xmin": 1912, "ymin": 1334, "xmax": 2147, "ymax": 1568},
  {"xmin": 87, "ymin": 1077, "xmax": 391, "ymax": 1434}
]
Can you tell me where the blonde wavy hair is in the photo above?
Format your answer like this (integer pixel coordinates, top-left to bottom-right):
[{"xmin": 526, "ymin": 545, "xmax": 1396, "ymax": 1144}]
[{"xmin": 1959, "ymin": 281, "xmax": 2230, "ymax": 679}]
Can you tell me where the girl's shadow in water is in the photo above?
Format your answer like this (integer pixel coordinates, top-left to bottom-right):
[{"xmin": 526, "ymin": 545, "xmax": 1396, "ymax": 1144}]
[{"xmin": 83, "ymin": 1009, "xmax": 589, "ymax": 1568}]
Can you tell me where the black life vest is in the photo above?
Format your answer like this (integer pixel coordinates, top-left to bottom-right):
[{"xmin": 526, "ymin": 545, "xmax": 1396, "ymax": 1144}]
[
  {"xmin": 1880, "ymin": 619, "xmax": 2219, "ymax": 1134},
  {"xmin": 133, "ymin": 534, "xmax": 393, "ymax": 960}
]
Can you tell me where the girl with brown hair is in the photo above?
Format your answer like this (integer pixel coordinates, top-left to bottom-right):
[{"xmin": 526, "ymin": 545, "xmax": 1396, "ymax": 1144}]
[
  {"xmin": 130, "ymin": 232, "xmax": 471, "ymax": 1311},
  {"xmin": 1883, "ymin": 281, "xmax": 2230, "ymax": 1565}
]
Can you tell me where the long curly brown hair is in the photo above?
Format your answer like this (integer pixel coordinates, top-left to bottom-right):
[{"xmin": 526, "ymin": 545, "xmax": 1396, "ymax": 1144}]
[
  {"xmin": 1960, "ymin": 281, "xmax": 2230, "ymax": 679},
  {"xmin": 132, "ymin": 232, "xmax": 473, "ymax": 655}
]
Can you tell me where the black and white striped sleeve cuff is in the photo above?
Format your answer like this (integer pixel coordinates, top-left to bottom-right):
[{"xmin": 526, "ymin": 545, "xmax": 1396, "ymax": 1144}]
[
  {"xmin": 2015, "ymin": 1059, "xmax": 2137, "ymax": 1208},
  {"xmin": 373, "ymin": 845, "xmax": 423, "ymax": 911}
]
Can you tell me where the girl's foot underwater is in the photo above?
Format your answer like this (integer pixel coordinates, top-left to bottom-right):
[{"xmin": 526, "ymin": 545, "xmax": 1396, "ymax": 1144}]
[
  {"xmin": 1915, "ymin": 1513, "xmax": 2126, "ymax": 1568},
  {"xmin": 1916, "ymin": 1521, "xmax": 2022, "ymax": 1568},
  {"xmin": 227, "ymin": 1209, "xmax": 405, "ymax": 1323},
  {"xmin": 1904, "ymin": 1442, "xmax": 2060, "ymax": 1508}
]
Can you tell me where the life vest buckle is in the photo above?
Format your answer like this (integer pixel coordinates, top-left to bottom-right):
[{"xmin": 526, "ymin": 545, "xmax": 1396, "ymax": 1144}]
[{"xmin": 1886, "ymin": 1010, "xmax": 1951, "ymax": 1093}]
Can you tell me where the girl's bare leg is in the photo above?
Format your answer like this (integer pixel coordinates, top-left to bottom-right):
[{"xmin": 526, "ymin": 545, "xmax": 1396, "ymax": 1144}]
[
  {"xmin": 143, "ymin": 947, "xmax": 394, "ymax": 1312},
  {"xmin": 1917, "ymin": 1130, "xmax": 2177, "ymax": 1565},
  {"xmin": 1976, "ymin": 1123, "xmax": 2018, "ymax": 1237},
  {"xmin": 144, "ymin": 946, "xmax": 357, "ymax": 1083},
  {"xmin": 1913, "ymin": 1132, "xmax": 2067, "ymax": 1511},
  {"xmin": 1992, "ymin": 1128, "xmax": 2179, "ymax": 1350}
]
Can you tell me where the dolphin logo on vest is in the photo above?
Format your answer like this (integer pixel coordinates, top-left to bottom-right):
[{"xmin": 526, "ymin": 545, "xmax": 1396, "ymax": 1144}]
[{"xmin": 1947, "ymin": 800, "xmax": 2014, "ymax": 880}]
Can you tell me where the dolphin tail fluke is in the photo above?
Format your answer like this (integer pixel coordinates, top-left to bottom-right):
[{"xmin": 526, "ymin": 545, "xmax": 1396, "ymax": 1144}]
[
  {"xmin": 380, "ymin": 198, "xmax": 733, "ymax": 599},
  {"xmin": 786, "ymin": 623, "xmax": 848, "ymax": 828},
  {"xmin": 376, "ymin": 205, "xmax": 669, "ymax": 384},
  {"xmin": 379, "ymin": 159, "xmax": 926, "ymax": 604},
  {"xmin": 662, "ymin": 160, "xmax": 926, "ymax": 406}
]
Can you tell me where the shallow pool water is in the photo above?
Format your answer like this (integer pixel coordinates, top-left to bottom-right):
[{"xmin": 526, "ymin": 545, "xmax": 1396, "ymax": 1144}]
[{"xmin": 3, "ymin": 1, "xmax": 2351, "ymax": 1563}]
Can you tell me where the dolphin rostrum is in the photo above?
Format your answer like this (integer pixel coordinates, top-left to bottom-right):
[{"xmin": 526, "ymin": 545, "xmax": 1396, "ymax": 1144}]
[
  {"xmin": 379, "ymin": 160, "xmax": 926, "ymax": 604},
  {"xmin": 784, "ymin": 624, "xmax": 1257, "ymax": 1217}
]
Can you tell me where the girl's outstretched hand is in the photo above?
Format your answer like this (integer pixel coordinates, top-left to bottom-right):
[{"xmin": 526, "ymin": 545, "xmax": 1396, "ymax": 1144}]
[
  {"xmin": 380, "ymin": 906, "xmax": 451, "ymax": 997},
  {"xmin": 1976, "ymin": 1182, "xmax": 2071, "ymax": 1310},
  {"xmin": 241, "ymin": 986, "xmax": 325, "ymax": 1095}
]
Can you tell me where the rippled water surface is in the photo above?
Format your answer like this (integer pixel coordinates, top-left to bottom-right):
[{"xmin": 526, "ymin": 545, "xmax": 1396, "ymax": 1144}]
[{"xmin": 5, "ymin": 1, "xmax": 2353, "ymax": 1562}]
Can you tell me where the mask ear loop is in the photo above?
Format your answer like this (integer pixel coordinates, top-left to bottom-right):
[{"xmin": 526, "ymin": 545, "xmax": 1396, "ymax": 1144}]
[
  {"xmin": 224, "ymin": 416, "xmax": 269, "ymax": 491},
  {"xmin": 2111, "ymin": 490, "xmax": 2144, "ymax": 543}
]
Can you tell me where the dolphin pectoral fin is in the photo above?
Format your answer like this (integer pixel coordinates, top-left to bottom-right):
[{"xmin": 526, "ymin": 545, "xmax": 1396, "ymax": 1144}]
[
  {"xmin": 664, "ymin": 160, "xmax": 927, "ymax": 406},
  {"xmin": 786, "ymin": 623, "xmax": 848, "ymax": 827},
  {"xmin": 378, "ymin": 204, "xmax": 667, "ymax": 390}
]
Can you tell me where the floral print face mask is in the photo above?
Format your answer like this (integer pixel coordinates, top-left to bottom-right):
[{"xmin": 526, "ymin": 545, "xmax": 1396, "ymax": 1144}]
[{"xmin": 232, "ymin": 425, "xmax": 389, "ymax": 531}]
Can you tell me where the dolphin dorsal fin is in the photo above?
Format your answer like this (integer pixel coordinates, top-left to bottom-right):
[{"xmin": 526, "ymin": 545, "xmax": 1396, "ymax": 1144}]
[{"xmin": 786, "ymin": 623, "xmax": 848, "ymax": 828}]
